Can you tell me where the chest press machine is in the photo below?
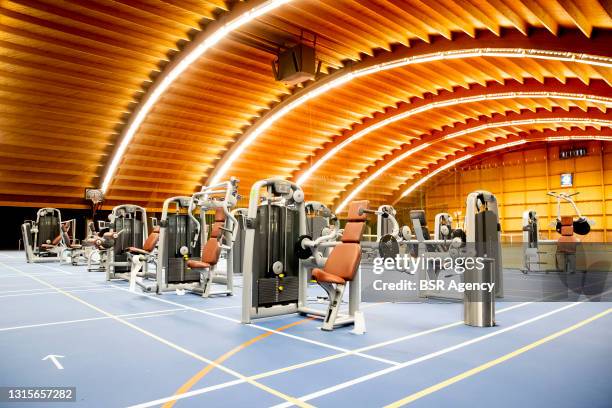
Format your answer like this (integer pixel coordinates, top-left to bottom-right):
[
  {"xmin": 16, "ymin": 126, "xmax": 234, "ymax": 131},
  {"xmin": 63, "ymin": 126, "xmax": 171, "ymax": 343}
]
[
  {"xmin": 136, "ymin": 179, "xmax": 238, "ymax": 296},
  {"xmin": 241, "ymin": 178, "xmax": 370, "ymax": 332},
  {"xmin": 183, "ymin": 179, "xmax": 239, "ymax": 297}
]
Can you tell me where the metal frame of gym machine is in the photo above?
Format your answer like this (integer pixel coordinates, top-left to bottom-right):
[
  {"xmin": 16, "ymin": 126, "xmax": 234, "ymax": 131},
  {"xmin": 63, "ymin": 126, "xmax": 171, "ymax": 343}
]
[
  {"xmin": 152, "ymin": 179, "xmax": 239, "ymax": 296},
  {"xmin": 22, "ymin": 208, "xmax": 65, "ymax": 263},
  {"xmin": 241, "ymin": 179, "xmax": 363, "ymax": 331},
  {"xmin": 105, "ymin": 204, "xmax": 148, "ymax": 281}
]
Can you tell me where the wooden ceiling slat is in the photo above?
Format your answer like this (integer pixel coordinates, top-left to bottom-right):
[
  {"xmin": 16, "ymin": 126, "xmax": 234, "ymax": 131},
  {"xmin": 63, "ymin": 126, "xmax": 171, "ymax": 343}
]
[
  {"xmin": 0, "ymin": 54, "xmax": 144, "ymax": 90},
  {"xmin": 516, "ymin": 0, "xmax": 559, "ymax": 34},
  {"xmin": 8, "ymin": 0, "xmax": 181, "ymax": 48},
  {"xmin": 0, "ymin": 6, "xmax": 169, "ymax": 58},
  {"xmin": 556, "ymin": 0, "xmax": 592, "ymax": 36}
]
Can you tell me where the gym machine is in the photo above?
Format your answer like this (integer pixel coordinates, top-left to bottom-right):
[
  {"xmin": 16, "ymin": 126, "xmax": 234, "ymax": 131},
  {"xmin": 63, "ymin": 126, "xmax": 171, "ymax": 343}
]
[
  {"xmin": 242, "ymin": 178, "xmax": 369, "ymax": 332},
  {"xmin": 522, "ymin": 210, "xmax": 551, "ymax": 273},
  {"xmin": 128, "ymin": 196, "xmax": 193, "ymax": 293},
  {"xmin": 374, "ymin": 205, "xmax": 411, "ymax": 259},
  {"xmin": 105, "ymin": 204, "xmax": 148, "ymax": 281},
  {"xmin": 58, "ymin": 218, "xmax": 88, "ymax": 266},
  {"xmin": 142, "ymin": 179, "xmax": 238, "ymax": 296},
  {"xmin": 22, "ymin": 208, "xmax": 65, "ymax": 263},
  {"xmin": 547, "ymin": 191, "xmax": 593, "ymax": 273},
  {"xmin": 183, "ymin": 179, "xmax": 239, "ymax": 296},
  {"xmin": 548, "ymin": 192, "xmax": 594, "ymax": 236}
]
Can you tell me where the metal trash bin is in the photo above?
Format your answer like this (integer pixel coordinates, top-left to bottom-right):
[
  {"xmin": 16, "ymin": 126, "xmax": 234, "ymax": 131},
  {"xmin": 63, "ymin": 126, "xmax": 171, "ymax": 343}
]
[{"xmin": 464, "ymin": 257, "xmax": 495, "ymax": 327}]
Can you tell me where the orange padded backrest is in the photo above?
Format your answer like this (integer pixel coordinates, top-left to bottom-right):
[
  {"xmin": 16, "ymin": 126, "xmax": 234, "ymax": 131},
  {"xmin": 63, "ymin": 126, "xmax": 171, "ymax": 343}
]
[
  {"xmin": 560, "ymin": 216, "xmax": 574, "ymax": 236},
  {"xmin": 342, "ymin": 200, "xmax": 369, "ymax": 243},
  {"xmin": 215, "ymin": 207, "xmax": 226, "ymax": 222},
  {"xmin": 143, "ymin": 227, "xmax": 160, "ymax": 252},
  {"xmin": 317, "ymin": 200, "xmax": 370, "ymax": 282},
  {"xmin": 202, "ymin": 237, "xmax": 221, "ymax": 265},
  {"xmin": 210, "ymin": 222, "xmax": 224, "ymax": 239}
]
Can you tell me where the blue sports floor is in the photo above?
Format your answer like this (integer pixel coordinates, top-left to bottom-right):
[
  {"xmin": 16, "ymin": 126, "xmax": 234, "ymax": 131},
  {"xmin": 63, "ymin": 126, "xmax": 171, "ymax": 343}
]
[{"xmin": 0, "ymin": 250, "xmax": 610, "ymax": 407}]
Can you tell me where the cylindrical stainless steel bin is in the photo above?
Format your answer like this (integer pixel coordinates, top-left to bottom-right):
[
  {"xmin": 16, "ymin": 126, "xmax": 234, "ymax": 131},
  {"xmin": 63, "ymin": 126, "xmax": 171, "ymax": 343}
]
[{"xmin": 464, "ymin": 257, "xmax": 495, "ymax": 327}]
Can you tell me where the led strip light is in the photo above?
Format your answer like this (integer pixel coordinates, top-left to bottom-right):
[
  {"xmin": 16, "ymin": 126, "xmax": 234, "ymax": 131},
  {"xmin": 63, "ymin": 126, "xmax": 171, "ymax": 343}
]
[
  {"xmin": 399, "ymin": 155, "xmax": 474, "ymax": 200},
  {"xmin": 209, "ymin": 47, "xmax": 612, "ymax": 186},
  {"xmin": 100, "ymin": 0, "xmax": 292, "ymax": 193},
  {"xmin": 393, "ymin": 135, "xmax": 612, "ymax": 203},
  {"xmin": 299, "ymin": 92, "xmax": 611, "ymax": 187},
  {"xmin": 334, "ymin": 116, "xmax": 612, "ymax": 212}
]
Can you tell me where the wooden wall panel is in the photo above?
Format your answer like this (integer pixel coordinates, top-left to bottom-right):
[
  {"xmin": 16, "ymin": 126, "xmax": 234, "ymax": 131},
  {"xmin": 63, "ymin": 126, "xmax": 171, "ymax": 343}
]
[{"xmin": 423, "ymin": 141, "xmax": 611, "ymax": 242}]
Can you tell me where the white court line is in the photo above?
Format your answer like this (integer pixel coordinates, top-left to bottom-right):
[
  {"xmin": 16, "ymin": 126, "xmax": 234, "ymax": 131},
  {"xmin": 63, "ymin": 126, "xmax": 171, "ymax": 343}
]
[
  {"xmin": 0, "ymin": 272, "xmax": 68, "ymax": 279},
  {"xmin": 271, "ymin": 287, "xmax": 612, "ymax": 408},
  {"xmin": 271, "ymin": 302, "xmax": 587, "ymax": 408},
  {"xmin": 127, "ymin": 301, "xmax": 533, "ymax": 408},
  {"xmin": 36, "ymin": 263, "xmax": 73, "ymax": 275},
  {"xmin": 0, "ymin": 287, "xmax": 112, "ymax": 299},
  {"xmin": 0, "ymin": 285, "xmax": 102, "ymax": 295},
  {"xmin": 0, "ymin": 261, "xmax": 313, "ymax": 408},
  {"xmin": 198, "ymin": 305, "xmax": 242, "ymax": 311},
  {"xmin": 110, "ymin": 284, "xmax": 400, "ymax": 366},
  {"xmin": 0, "ymin": 308, "xmax": 187, "ymax": 332},
  {"xmin": 124, "ymin": 312, "xmax": 178, "ymax": 320}
]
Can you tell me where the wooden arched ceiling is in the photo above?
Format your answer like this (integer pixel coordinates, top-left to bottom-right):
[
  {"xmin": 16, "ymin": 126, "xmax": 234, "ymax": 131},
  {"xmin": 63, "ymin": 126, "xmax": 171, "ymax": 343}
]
[
  {"xmin": 0, "ymin": 0, "xmax": 611, "ymax": 211},
  {"xmin": 389, "ymin": 126, "xmax": 612, "ymax": 205},
  {"xmin": 0, "ymin": 0, "xmax": 228, "ymax": 208},
  {"xmin": 333, "ymin": 104, "xmax": 611, "ymax": 211}
]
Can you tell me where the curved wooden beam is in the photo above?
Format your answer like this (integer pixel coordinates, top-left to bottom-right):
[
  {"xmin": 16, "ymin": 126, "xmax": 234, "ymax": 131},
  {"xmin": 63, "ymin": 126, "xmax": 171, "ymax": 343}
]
[
  {"xmin": 295, "ymin": 78, "xmax": 611, "ymax": 187},
  {"xmin": 334, "ymin": 105, "xmax": 612, "ymax": 211},
  {"xmin": 390, "ymin": 127, "xmax": 612, "ymax": 205},
  {"xmin": 99, "ymin": 0, "xmax": 292, "ymax": 193},
  {"xmin": 207, "ymin": 28, "xmax": 612, "ymax": 185}
]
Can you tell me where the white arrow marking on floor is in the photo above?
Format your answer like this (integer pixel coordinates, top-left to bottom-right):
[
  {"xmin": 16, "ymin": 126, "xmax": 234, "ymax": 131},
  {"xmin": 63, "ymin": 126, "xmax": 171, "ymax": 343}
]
[{"xmin": 42, "ymin": 354, "xmax": 64, "ymax": 370}]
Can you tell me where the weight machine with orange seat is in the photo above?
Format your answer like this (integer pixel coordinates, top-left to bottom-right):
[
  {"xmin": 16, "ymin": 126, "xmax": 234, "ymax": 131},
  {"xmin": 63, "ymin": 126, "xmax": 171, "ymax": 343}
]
[
  {"xmin": 22, "ymin": 208, "xmax": 65, "ymax": 263},
  {"xmin": 241, "ymin": 178, "xmax": 370, "ymax": 333},
  {"xmin": 149, "ymin": 180, "xmax": 238, "ymax": 296}
]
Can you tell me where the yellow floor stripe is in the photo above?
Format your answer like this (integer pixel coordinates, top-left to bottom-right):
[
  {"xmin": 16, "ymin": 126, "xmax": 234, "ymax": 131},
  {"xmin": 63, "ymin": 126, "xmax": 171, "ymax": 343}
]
[
  {"xmin": 163, "ymin": 318, "xmax": 314, "ymax": 408},
  {"xmin": 0, "ymin": 262, "xmax": 313, "ymax": 408},
  {"xmin": 385, "ymin": 307, "xmax": 612, "ymax": 408}
]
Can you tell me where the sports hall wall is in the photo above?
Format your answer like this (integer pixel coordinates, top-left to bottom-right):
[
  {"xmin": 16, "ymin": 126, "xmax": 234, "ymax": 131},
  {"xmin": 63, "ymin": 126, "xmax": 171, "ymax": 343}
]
[{"xmin": 420, "ymin": 141, "xmax": 611, "ymax": 243}]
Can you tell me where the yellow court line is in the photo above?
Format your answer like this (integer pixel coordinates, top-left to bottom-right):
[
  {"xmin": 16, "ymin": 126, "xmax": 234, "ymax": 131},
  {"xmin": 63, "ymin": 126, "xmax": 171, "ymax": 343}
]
[
  {"xmin": 163, "ymin": 317, "xmax": 315, "ymax": 408},
  {"xmin": 385, "ymin": 307, "xmax": 612, "ymax": 408},
  {"xmin": 0, "ymin": 262, "xmax": 313, "ymax": 408}
]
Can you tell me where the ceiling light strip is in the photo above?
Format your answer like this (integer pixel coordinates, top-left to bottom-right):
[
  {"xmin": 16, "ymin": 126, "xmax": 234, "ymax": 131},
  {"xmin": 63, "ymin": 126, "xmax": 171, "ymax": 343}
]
[
  {"xmin": 393, "ymin": 135, "xmax": 611, "ymax": 204},
  {"xmin": 100, "ymin": 0, "xmax": 292, "ymax": 193},
  {"xmin": 334, "ymin": 116, "xmax": 611, "ymax": 212},
  {"xmin": 209, "ymin": 48, "xmax": 612, "ymax": 185}
]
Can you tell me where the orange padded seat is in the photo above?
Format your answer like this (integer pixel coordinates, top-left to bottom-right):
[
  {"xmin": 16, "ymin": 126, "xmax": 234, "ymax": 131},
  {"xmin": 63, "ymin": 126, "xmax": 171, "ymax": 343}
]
[
  {"xmin": 127, "ymin": 226, "xmax": 160, "ymax": 255},
  {"xmin": 312, "ymin": 200, "xmax": 369, "ymax": 284},
  {"xmin": 187, "ymin": 237, "xmax": 221, "ymax": 269}
]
